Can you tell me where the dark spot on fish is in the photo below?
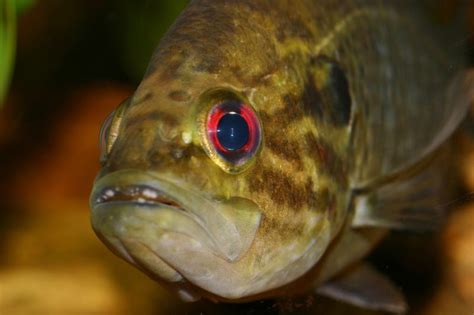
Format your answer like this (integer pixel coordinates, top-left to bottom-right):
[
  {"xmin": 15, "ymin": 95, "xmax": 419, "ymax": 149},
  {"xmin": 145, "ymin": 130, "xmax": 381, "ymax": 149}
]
[
  {"xmin": 324, "ymin": 60, "xmax": 351, "ymax": 125},
  {"xmin": 302, "ymin": 73, "xmax": 324, "ymax": 121},
  {"xmin": 305, "ymin": 56, "xmax": 352, "ymax": 126},
  {"xmin": 305, "ymin": 133, "xmax": 348, "ymax": 186},
  {"xmin": 168, "ymin": 90, "xmax": 191, "ymax": 102},
  {"xmin": 125, "ymin": 111, "xmax": 178, "ymax": 129}
]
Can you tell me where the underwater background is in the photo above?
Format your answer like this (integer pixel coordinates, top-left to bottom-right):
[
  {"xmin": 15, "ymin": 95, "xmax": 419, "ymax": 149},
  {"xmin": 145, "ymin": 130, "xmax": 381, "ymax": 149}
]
[{"xmin": 1, "ymin": 0, "xmax": 474, "ymax": 314}]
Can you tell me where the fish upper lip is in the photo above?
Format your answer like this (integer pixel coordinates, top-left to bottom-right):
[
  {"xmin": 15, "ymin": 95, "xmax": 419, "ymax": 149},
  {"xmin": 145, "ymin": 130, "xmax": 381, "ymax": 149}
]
[
  {"xmin": 90, "ymin": 170, "xmax": 221, "ymax": 256},
  {"xmin": 92, "ymin": 184, "xmax": 184, "ymax": 210}
]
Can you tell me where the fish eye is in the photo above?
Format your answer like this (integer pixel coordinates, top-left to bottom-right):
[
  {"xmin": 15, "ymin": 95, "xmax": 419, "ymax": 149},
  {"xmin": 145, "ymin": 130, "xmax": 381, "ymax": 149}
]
[
  {"xmin": 207, "ymin": 100, "xmax": 261, "ymax": 167},
  {"xmin": 99, "ymin": 97, "xmax": 130, "ymax": 163},
  {"xmin": 217, "ymin": 113, "xmax": 249, "ymax": 151}
]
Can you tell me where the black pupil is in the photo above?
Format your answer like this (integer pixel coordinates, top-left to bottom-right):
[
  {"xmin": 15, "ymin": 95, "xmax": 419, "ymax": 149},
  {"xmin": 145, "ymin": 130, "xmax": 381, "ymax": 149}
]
[{"xmin": 216, "ymin": 113, "xmax": 249, "ymax": 151}]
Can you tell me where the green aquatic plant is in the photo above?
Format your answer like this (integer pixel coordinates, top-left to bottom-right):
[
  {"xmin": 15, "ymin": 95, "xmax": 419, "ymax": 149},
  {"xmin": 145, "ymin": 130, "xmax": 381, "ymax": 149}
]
[
  {"xmin": 0, "ymin": 0, "xmax": 15, "ymax": 106},
  {"xmin": 0, "ymin": 0, "xmax": 34, "ymax": 106},
  {"xmin": 14, "ymin": 0, "xmax": 34, "ymax": 13}
]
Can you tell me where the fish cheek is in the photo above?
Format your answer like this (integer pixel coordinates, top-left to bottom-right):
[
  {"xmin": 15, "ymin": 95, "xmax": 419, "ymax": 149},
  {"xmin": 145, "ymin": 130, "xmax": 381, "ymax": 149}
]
[{"xmin": 303, "ymin": 56, "xmax": 352, "ymax": 127}]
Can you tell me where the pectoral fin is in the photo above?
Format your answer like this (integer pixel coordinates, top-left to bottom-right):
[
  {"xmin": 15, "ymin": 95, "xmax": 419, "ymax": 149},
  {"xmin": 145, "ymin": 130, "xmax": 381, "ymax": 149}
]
[
  {"xmin": 316, "ymin": 263, "xmax": 407, "ymax": 314},
  {"xmin": 351, "ymin": 146, "xmax": 449, "ymax": 230}
]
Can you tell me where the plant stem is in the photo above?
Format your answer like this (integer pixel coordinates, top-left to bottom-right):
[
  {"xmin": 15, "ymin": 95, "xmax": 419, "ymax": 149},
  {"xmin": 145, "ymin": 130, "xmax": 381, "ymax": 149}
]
[{"xmin": 0, "ymin": 0, "xmax": 15, "ymax": 107}]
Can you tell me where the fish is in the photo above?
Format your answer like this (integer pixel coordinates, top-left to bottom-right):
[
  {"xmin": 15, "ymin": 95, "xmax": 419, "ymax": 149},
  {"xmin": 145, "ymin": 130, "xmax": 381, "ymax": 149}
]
[{"xmin": 89, "ymin": 0, "xmax": 474, "ymax": 313}]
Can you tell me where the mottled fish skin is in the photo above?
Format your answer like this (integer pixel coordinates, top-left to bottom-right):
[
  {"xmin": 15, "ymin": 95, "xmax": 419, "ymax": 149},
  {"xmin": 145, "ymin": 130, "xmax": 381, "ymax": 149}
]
[{"xmin": 91, "ymin": 0, "xmax": 467, "ymax": 303}]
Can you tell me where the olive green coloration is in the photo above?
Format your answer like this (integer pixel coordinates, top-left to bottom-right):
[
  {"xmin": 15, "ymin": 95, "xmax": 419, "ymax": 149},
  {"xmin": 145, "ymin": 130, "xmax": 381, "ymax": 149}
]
[
  {"xmin": 0, "ymin": 0, "xmax": 35, "ymax": 106},
  {"xmin": 90, "ymin": 0, "xmax": 474, "ymax": 310},
  {"xmin": 0, "ymin": 0, "xmax": 15, "ymax": 105}
]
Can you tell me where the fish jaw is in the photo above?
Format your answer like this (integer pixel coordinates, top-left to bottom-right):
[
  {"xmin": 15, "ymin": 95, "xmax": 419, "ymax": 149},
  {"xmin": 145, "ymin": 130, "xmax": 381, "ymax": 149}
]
[{"xmin": 90, "ymin": 169, "xmax": 265, "ymax": 298}]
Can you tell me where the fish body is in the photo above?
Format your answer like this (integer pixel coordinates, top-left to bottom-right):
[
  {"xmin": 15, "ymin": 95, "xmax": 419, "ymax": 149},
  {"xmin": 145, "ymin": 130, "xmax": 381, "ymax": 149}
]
[{"xmin": 90, "ymin": 0, "xmax": 474, "ymax": 311}]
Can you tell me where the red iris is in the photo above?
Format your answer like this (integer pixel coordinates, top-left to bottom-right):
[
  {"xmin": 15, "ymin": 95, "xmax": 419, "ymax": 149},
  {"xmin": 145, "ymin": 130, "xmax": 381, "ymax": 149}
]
[{"xmin": 207, "ymin": 100, "xmax": 260, "ymax": 165}]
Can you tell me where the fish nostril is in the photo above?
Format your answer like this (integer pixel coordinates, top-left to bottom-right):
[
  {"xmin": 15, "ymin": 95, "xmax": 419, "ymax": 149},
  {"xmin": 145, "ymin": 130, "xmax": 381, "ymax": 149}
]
[{"xmin": 171, "ymin": 148, "xmax": 184, "ymax": 160}]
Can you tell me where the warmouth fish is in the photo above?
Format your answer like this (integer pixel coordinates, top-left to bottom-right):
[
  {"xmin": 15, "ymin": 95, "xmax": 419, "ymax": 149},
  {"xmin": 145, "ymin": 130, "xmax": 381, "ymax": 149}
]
[{"xmin": 90, "ymin": 0, "xmax": 474, "ymax": 313}]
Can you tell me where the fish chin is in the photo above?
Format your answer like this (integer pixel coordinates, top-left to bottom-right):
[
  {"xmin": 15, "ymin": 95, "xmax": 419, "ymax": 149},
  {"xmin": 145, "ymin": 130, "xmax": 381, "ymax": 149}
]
[
  {"xmin": 92, "ymin": 203, "xmax": 328, "ymax": 300},
  {"xmin": 91, "ymin": 201, "xmax": 257, "ymax": 299}
]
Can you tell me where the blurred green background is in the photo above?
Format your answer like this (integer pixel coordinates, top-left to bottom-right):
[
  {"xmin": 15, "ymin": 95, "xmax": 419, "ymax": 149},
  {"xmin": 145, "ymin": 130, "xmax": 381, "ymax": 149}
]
[
  {"xmin": 0, "ymin": 0, "xmax": 187, "ymax": 105},
  {"xmin": 0, "ymin": 1, "xmax": 474, "ymax": 314}
]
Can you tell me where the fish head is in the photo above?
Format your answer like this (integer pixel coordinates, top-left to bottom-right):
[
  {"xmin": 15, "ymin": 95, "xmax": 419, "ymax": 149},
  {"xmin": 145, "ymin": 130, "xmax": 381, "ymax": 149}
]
[{"xmin": 90, "ymin": 0, "xmax": 349, "ymax": 301}]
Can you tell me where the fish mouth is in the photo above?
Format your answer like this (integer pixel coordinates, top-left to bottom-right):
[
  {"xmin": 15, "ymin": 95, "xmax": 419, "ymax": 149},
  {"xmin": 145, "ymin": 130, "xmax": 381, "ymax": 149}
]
[
  {"xmin": 90, "ymin": 170, "xmax": 221, "ymax": 263},
  {"xmin": 90, "ymin": 169, "xmax": 263, "ymax": 299},
  {"xmin": 92, "ymin": 184, "xmax": 185, "ymax": 211}
]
